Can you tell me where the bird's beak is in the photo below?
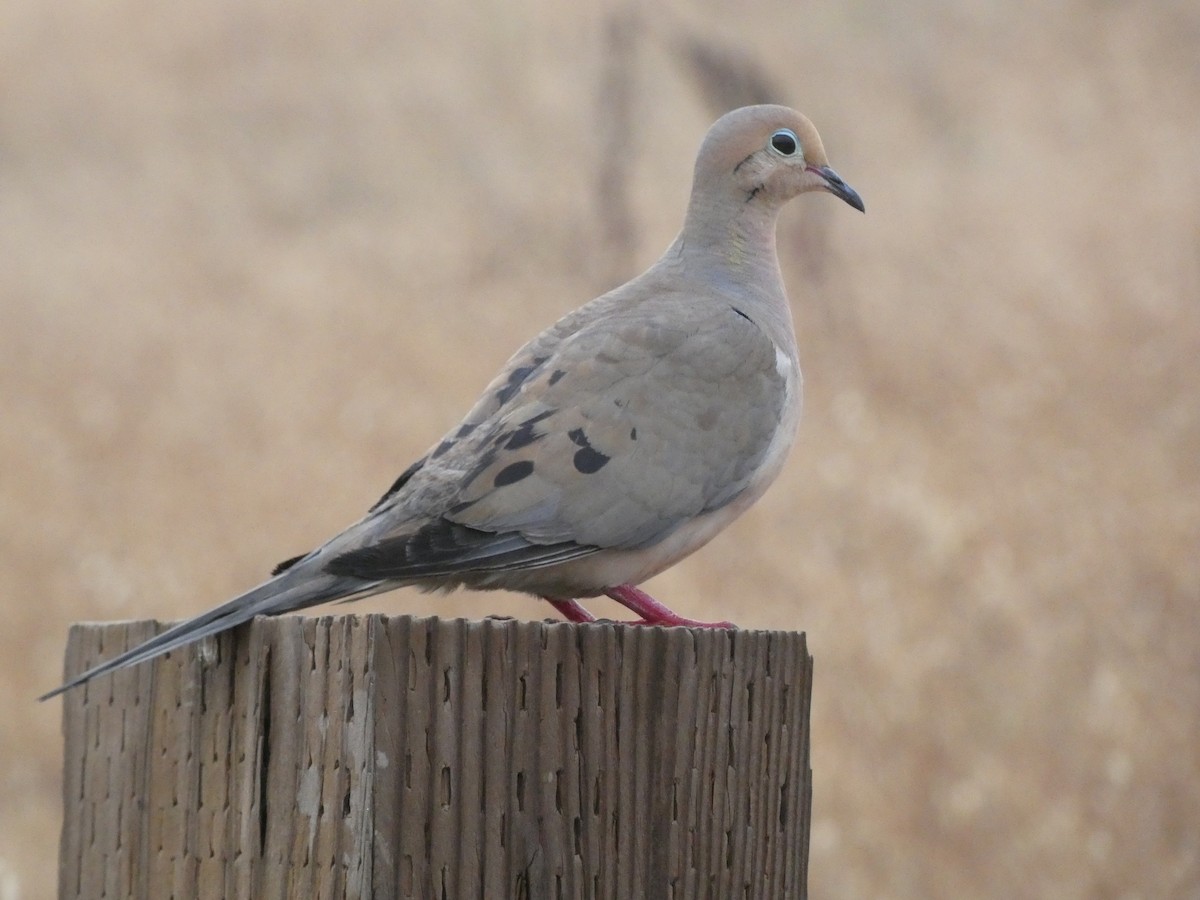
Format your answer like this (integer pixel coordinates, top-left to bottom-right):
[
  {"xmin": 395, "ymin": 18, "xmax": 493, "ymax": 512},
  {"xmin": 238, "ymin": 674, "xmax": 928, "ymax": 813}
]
[{"xmin": 809, "ymin": 165, "xmax": 865, "ymax": 212}]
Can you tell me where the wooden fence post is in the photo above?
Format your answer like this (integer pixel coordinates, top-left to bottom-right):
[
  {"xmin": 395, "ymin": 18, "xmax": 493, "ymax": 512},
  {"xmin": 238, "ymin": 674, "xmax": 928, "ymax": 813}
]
[{"xmin": 57, "ymin": 615, "xmax": 813, "ymax": 899}]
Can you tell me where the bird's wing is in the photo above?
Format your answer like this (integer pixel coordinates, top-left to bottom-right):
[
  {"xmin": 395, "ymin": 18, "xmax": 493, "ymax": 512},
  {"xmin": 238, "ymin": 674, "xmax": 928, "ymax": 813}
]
[{"xmin": 324, "ymin": 289, "xmax": 791, "ymax": 580}]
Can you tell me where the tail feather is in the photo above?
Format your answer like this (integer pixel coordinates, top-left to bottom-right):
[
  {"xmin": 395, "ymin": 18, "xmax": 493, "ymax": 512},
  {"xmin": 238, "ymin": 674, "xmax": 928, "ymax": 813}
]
[{"xmin": 39, "ymin": 571, "xmax": 379, "ymax": 701}]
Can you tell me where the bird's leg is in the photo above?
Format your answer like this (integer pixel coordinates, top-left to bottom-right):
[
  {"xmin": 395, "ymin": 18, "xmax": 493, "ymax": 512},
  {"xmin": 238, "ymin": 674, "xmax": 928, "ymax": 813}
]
[
  {"xmin": 545, "ymin": 598, "xmax": 598, "ymax": 623},
  {"xmin": 605, "ymin": 585, "xmax": 736, "ymax": 629}
]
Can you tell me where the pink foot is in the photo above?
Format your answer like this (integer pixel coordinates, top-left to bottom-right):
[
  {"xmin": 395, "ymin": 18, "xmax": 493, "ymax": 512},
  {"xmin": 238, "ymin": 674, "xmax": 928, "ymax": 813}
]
[
  {"xmin": 545, "ymin": 598, "xmax": 598, "ymax": 623},
  {"xmin": 604, "ymin": 585, "xmax": 736, "ymax": 629}
]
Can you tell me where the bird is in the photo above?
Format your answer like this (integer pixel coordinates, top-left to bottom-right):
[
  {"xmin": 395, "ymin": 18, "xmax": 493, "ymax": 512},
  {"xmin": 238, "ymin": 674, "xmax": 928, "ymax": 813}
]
[{"xmin": 41, "ymin": 104, "xmax": 863, "ymax": 700}]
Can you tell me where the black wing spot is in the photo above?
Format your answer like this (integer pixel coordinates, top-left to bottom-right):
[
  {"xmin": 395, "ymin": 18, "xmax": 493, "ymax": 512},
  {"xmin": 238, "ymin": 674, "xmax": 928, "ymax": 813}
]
[
  {"xmin": 278, "ymin": 453, "xmax": 427, "ymax": 574},
  {"xmin": 503, "ymin": 426, "xmax": 540, "ymax": 451},
  {"xmin": 574, "ymin": 447, "xmax": 610, "ymax": 474},
  {"xmin": 431, "ymin": 440, "xmax": 456, "ymax": 459},
  {"xmin": 630, "ymin": 427, "xmax": 638, "ymax": 441},
  {"xmin": 324, "ymin": 520, "xmax": 595, "ymax": 581},
  {"xmin": 455, "ymin": 423, "xmax": 477, "ymax": 439},
  {"xmin": 548, "ymin": 369, "xmax": 567, "ymax": 386},
  {"xmin": 731, "ymin": 307, "xmax": 752, "ymax": 322},
  {"xmin": 271, "ymin": 553, "xmax": 307, "ymax": 576},
  {"xmin": 369, "ymin": 457, "xmax": 426, "ymax": 512},
  {"xmin": 493, "ymin": 460, "xmax": 535, "ymax": 487},
  {"xmin": 494, "ymin": 356, "xmax": 548, "ymax": 406},
  {"xmin": 567, "ymin": 428, "xmax": 610, "ymax": 474},
  {"xmin": 500, "ymin": 409, "xmax": 555, "ymax": 451}
]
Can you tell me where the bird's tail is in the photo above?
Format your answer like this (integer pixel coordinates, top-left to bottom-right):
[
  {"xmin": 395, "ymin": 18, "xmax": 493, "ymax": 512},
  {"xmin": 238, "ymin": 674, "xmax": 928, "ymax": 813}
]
[{"xmin": 39, "ymin": 570, "xmax": 381, "ymax": 701}]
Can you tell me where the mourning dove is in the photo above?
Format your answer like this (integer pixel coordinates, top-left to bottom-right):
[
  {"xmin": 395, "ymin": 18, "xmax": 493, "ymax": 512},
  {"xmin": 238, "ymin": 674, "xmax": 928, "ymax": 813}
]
[{"xmin": 42, "ymin": 104, "xmax": 862, "ymax": 699}]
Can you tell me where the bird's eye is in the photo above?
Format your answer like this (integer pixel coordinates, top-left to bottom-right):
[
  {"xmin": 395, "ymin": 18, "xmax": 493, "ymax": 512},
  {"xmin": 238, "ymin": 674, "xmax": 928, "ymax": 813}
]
[{"xmin": 769, "ymin": 129, "xmax": 800, "ymax": 157}]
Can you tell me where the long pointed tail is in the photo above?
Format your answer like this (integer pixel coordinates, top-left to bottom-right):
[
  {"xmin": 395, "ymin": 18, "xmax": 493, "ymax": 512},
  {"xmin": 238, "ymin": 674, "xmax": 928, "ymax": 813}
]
[{"xmin": 40, "ymin": 570, "xmax": 380, "ymax": 701}]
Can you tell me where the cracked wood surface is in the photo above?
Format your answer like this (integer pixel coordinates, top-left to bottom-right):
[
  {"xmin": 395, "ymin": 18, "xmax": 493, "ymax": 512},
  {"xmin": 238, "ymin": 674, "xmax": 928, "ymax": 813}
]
[{"xmin": 58, "ymin": 616, "xmax": 812, "ymax": 899}]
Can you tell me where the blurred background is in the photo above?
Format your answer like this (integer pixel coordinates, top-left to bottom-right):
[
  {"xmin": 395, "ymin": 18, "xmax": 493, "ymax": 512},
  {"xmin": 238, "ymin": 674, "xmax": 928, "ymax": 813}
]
[{"xmin": 3, "ymin": 0, "xmax": 1198, "ymax": 897}]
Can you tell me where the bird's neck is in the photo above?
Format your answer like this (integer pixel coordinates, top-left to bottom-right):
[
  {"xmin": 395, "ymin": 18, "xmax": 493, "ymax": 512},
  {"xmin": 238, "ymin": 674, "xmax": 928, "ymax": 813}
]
[{"xmin": 669, "ymin": 193, "xmax": 788, "ymax": 303}]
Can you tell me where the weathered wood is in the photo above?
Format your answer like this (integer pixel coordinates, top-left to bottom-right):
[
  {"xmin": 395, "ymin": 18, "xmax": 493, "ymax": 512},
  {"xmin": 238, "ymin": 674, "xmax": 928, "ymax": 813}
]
[{"xmin": 58, "ymin": 615, "xmax": 813, "ymax": 899}]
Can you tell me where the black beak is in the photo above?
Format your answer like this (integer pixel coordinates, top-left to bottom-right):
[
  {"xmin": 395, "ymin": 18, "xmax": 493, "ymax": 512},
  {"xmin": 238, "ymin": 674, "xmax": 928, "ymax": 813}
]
[{"xmin": 810, "ymin": 165, "xmax": 865, "ymax": 212}]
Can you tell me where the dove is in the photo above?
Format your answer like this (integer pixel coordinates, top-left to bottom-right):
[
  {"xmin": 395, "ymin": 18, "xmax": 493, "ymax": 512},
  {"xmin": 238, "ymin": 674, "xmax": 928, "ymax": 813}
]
[{"xmin": 41, "ymin": 104, "xmax": 863, "ymax": 700}]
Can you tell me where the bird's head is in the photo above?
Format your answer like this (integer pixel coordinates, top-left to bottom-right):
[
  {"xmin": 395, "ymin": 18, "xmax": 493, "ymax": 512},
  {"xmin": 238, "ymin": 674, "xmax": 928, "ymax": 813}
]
[{"xmin": 693, "ymin": 105, "xmax": 864, "ymax": 213}]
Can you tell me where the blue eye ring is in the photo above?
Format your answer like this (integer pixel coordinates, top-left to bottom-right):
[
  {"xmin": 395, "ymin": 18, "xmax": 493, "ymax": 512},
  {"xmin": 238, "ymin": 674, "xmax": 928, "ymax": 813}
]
[{"xmin": 769, "ymin": 128, "xmax": 800, "ymax": 157}]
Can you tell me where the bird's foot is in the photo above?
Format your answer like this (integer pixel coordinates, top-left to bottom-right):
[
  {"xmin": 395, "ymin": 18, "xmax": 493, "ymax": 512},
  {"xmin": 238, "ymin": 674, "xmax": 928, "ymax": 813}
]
[
  {"xmin": 604, "ymin": 585, "xmax": 736, "ymax": 629},
  {"xmin": 545, "ymin": 598, "xmax": 598, "ymax": 624}
]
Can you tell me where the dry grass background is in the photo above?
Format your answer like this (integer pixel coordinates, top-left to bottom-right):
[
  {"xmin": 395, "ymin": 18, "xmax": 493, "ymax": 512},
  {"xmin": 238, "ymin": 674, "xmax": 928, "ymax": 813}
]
[{"xmin": 2, "ymin": 0, "xmax": 1198, "ymax": 897}]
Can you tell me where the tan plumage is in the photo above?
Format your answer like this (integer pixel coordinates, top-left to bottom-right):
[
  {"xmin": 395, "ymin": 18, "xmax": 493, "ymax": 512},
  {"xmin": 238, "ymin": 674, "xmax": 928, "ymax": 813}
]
[{"xmin": 42, "ymin": 104, "xmax": 863, "ymax": 700}]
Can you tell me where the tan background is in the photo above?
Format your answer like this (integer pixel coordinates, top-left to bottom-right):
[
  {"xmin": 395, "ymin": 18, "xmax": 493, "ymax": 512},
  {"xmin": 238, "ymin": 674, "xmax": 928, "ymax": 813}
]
[{"xmin": 3, "ymin": 1, "xmax": 1198, "ymax": 897}]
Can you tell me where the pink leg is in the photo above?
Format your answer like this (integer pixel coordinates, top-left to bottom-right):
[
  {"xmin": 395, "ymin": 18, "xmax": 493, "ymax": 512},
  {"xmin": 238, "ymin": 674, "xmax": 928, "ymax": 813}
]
[
  {"xmin": 605, "ymin": 585, "xmax": 736, "ymax": 629},
  {"xmin": 545, "ymin": 598, "xmax": 598, "ymax": 624}
]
